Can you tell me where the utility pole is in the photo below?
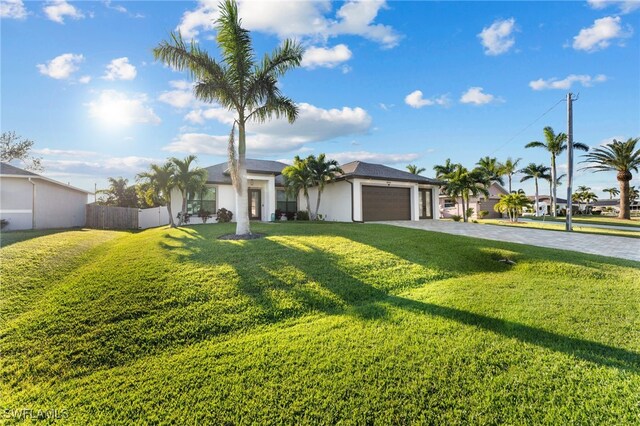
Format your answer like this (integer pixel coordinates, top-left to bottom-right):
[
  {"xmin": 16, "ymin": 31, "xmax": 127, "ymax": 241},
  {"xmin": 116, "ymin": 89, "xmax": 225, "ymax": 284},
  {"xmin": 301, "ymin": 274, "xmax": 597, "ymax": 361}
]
[{"xmin": 566, "ymin": 92, "xmax": 575, "ymax": 232}]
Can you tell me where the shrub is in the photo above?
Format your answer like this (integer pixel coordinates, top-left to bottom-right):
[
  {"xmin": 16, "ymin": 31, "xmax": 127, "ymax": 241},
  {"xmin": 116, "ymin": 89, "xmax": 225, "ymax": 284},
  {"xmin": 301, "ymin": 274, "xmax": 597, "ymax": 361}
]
[
  {"xmin": 176, "ymin": 212, "xmax": 191, "ymax": 224},
  {"xmin": 0, "ymin": 219, "xmax": 8, "ymax": 229},
  {"xmin": 472, "ymin": 219, "xmax": 478, "ymax": 223},
  {"xmin": 295, "ymin": 211, "xmax": 310, "ymax": 221},
  {"xmin": 451, "ymin": 215, "xmax": 462, "ymax": 222},
  {"xmin": 465, "ymin": 208, "xmax": 474, "ymax": 219},
  {"xmin": 592, "ymin": 210, "xmax": 602, "ymax": 215},
  {"xmin": 216, "ymin": 208, "xmax": 233, "ymax": 223},
  {"xmin": 198, "ymin": 209, "xmax": 213, "ymax": 224},
  {"xmin": 478, "ymin": 210, "xmax": 489, "ymax": 219}
]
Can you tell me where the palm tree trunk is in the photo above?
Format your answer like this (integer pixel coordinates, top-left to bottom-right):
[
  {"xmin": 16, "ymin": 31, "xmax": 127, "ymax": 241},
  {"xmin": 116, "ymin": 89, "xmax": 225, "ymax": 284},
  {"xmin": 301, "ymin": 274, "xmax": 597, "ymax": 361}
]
[
  {"xmin": 178, "ymin": 190, "xmax": 187, "ymax": 226},
  {"xmin": 508, "ymin": 175, "xmax": 512, "ymax": 193},
  {"xmin": 314, "ymin": 189, "xmax": 322, "ymax": 220},
  {"xmin": 461, "ymin": 194, "xmax": 468, "ymax": 222},
  {"xmin": 619, "ymin": 178, "xmax": 630, "ymax": 220},
  {"xmin": 551, "ymin": 154, "xmax": 557, "ymax": 217},
  {"xmin": 305, "ymin": 190, "xmax": 311, "ymax": 219},
  {"xmin": 166, "ymin": 201, "xmax": 175, "ymax": 227},
  {"xmin": 235, "ymin": 120, "xmax": 251, "ymax": 235},
  {"xmin": 534, "ymin": 179, "xmax": 539, "ymax": 217}
]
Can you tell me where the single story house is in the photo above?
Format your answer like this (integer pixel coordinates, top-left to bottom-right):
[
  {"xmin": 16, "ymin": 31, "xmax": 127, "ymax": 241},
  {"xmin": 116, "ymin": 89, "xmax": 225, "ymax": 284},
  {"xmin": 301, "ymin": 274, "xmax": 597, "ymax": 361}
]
[
  {"xmin": 592, "ymin": 199, "xmax": 640, "ymax": 215},
  {"xmin": 439, "ymin": 182, "xmax": 508, "ymax": 219},
  {"xmin": 524, "ymin": 195, "xmax": 568, "ymax": 216},
  {"xmin": 0, "ymin": 162, "xmax": 92, "ymax": 231},
  {"xmin": 170, "ymin": 159, "xmax": 443, "ymax": 223}
]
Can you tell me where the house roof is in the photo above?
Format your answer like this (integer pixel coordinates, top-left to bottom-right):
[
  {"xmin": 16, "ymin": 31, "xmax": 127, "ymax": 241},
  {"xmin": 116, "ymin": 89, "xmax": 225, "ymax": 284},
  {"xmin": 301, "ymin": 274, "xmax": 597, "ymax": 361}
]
[
  {"xmin": 0, "ymin": 162, "xmax": 92, "ymax": 194},
  {"xmin": 527, "ymin": 195, "xmax": 568, "ymax": 203},
  {"xmin": 204, "ymin": 159, "xmax": 289, "ymax": 184},
  {"xmin": 337, "ymin": 161, "xmax": 443, "ymax": 185}
]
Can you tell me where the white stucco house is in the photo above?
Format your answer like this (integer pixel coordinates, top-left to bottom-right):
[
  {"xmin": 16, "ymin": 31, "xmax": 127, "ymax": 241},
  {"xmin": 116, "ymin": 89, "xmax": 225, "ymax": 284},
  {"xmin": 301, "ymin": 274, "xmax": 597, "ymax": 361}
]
[
  {"xmin": 0, "ymin": 162, "xmax": 91, "ymax": 231},
  {"xmin": 169, "ymin": 159, "xmax": 443, "ymax": 224}
]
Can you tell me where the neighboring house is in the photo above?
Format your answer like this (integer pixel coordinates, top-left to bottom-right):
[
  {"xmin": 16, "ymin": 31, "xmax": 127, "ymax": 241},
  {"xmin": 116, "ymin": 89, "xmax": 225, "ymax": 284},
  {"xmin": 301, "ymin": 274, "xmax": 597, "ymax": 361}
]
[
  {"xmin": 0, "ymin": 162, "xmax": 91, "ymax": 231},
  {"xmin": 592, "ymin": 199, "xmax": 640, "ymax": 215},
  {"xmin": 169, "ymin": 159, "xmax": 442, "ymax": 223},
  {"xmin": 439, "ymin": 182, "xmax": 508, "ymax": 219},
  {"xmin": 524, "ymin": 195, "xmax": 568, "ymax": 216}
]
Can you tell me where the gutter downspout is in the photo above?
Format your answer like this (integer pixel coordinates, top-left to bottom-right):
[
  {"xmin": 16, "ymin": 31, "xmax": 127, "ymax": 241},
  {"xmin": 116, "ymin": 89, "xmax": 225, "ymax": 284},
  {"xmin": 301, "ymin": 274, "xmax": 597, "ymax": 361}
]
[
  {"xmin": 345, "ymin": 179, "xmax": 363, "ymax": 223},
  {"xmin": 28, "ymin": 178, "xmax": 36, "ymax": 229}
]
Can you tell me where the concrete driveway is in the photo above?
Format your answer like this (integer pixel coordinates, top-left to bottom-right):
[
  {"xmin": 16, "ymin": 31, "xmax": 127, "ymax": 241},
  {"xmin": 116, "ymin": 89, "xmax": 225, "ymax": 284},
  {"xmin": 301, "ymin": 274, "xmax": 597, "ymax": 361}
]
[{"xmin": 379, "ymin": 220, "xmax": 640, "ymax": 262}]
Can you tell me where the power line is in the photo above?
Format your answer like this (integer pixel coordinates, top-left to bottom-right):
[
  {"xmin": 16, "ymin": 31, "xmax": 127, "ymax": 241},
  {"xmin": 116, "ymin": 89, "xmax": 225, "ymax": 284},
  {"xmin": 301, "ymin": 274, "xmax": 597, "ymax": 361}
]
[{"xmin": 489, "ymin": 97, "xmax": 566, "ymax": 155}]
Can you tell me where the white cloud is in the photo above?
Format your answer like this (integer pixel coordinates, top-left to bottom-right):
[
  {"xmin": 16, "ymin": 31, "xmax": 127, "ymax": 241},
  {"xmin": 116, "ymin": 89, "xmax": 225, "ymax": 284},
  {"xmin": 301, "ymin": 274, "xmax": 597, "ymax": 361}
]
[
  {"xmin": 177, "ymin": 0, "xmax": 400, "ymax": 48},
  {"xmin": 404, "ymin": 90, "xmax": 450, "ymax": 108},
  {"xmin": 478, "ymin": 18, "xmax": 517, "ymax": 56},
  {"xmin": 170, "ymin": 102, "xmax": 372, "ymax": 155},
  {"xmin": 572, "ymin": 16, "xmax": 632, "ymax": 52},
  {"xmin": 37, "ymin": 53, "xmax": 83, "ymax": 79},
  {"xmin": 529, "ymin": 74, "xmax": 607, "ymax": 90},
  {"xmin": 587, "ymin": 0, "xmax": 640, "ymax": 14},
  {"xmin": 460, "ymin": 87, "xmax": 497, "ymax": 105},
  {"xmin": 159, "ymin": 80, "xmax": 198, "ymax": 109},
  {"xmin": 103, "ymin": 57, "xmax": 137, "ymax": 80},
  {"xmin": 1, "ymin": 0, "xmax": 27, "ymax": 19},
  {"xmin": 301, "ymin": 44, "xmax": 352, "ymax": 69},
  {"xmin": 43, "ymin": 0, "xmax": 83, "ymax": 24},
  {"xmin": 103, "ymin": 0, "xmax": 126, "ymax": 13},
  {"xmin": 326, "ymin": 151, "xmax": 420, "ymax": 165},
  {"xmin": 86, "ymin": 90, "xmax": 161, "ymax": 126},
  {"xmin": 78, "ymin": 75, "xmax": 91, "ymax": 84}
]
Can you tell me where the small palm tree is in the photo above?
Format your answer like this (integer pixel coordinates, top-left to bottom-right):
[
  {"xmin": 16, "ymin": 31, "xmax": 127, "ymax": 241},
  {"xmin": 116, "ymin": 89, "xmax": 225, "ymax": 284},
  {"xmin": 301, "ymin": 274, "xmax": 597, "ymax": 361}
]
[
  {"xmin": 476, "ymin": 156, "xmax": 505, "ymax": 185},
  {"xmin": 170, "ymin": 155, "xmax": 208, "ymax": 226},
  {"xmin": 443, "ymin": 165, "xmax": 489, "ymax": 222},
  {"xmin": 433, "ymin": 158, "xmax": 458, "ymax": 179},
  {"xmin": 308, "ymin": 154, "xmax": 342, "ymax": 220},
  {"xmin": 603, "ymin": 187, "xmax": 620, "ymax": 199},
  {"xmin": 282, "ymin": 156, "xmax": 314, "ymax": 218},
  {"xmin": 526, "ymin": 126, "xmax": 589, "ymax": 217},
  {"xmin": 154, "ymin": 0, "xmax": 303, "ymax": 235},
  {"xmin": 501, "ymin": 157, "xmax": 521, "ymax": 193},
  {"xmin": 406, "ymin": 164, "xmax": 426, "ymax": 175},
  {"xmin": 97, "ymin": 177, "xmax": 139, "ymax": 208},
  {"xmin": 494, "ymin": 192, "xmax": 532, "ymax": 222},
  {"xmin": 581, "ymin": 137, "xmax": 640, "ymax": 219},
  {"xmin": 628, "ymin": 185, "xmax": 639, "ymax": 204},
  {"xmin": 137, "ymin": 162, "xmax": 177, "ymax": 227},
  {"xmin": 519, "ymin": 163, "xmax": 551, "ymax": 217}
]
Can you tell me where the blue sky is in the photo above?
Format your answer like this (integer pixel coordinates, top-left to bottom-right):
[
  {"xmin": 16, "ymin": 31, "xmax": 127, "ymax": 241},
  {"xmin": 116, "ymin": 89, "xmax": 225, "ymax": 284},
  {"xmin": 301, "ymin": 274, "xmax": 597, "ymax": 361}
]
[{"xmin": 1, "ymin": 0, "xmax": 639, "ymax": 197}]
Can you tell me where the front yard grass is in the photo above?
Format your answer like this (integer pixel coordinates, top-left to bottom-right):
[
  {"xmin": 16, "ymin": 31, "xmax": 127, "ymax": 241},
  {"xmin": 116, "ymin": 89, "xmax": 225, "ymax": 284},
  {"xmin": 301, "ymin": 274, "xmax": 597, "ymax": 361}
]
[{"xmin": 1, "ymin": 223, "xmax": 639, "ymax": 424}]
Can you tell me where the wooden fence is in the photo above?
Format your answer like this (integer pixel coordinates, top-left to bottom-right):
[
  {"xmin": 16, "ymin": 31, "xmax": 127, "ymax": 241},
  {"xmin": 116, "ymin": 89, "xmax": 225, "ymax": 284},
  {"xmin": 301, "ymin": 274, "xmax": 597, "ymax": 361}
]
[{"xmin": 86, "ymin": 204, "xmax": 139, "ymax": 229}]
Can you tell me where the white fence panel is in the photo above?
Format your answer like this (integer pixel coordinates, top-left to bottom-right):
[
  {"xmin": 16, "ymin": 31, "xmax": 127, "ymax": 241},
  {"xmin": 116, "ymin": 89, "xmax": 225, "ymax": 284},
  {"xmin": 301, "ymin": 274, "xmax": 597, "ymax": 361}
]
[{"xmin": 138, "ymin": 206, "xmax": 170, "ymax": 229}]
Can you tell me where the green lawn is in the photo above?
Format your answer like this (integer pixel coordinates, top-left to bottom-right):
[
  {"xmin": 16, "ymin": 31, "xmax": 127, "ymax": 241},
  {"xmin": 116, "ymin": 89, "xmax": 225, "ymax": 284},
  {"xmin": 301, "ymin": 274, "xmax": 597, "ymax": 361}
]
[
  {"xmin": 528, "ymin": 215, "xmax": 640, "ymax": 228},
  {"xmin": 479, "ymin": 219, "xmax": 640, "ymax": 239},
  {"xmin": 1, "ymin": 223, "xmax": 639, "ymax": 424}
]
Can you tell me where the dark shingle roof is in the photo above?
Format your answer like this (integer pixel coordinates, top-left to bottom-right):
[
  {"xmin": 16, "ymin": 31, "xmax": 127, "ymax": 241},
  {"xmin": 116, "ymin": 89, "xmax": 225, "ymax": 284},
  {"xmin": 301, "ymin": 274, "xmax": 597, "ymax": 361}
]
[
  {"xmin": 527, "ymin": 195, "xmax": 568, "ymax": 203},
  {"xmin": 338, "ymin": 161, "xmax": 442, "ymax": 185},
  {"xmin": 204, "ymin": 159, "xmax": 289, "ymax": 184},
  {"xmin": 0, "ymin": 162, "xmax": 38, "ymax": 176}
]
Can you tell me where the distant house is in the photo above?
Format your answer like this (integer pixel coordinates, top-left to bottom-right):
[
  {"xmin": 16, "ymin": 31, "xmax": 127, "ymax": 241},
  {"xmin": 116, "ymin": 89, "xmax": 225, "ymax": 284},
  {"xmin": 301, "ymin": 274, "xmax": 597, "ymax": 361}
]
[
  {"xmin": 524, "ymin": 195, "xmax": 568, "ymax": 216},
  {"xmin": 439, "ymin": 182, "xmax": 508, "ymax": 219},
  {"xmin": 592, "ymin": 199, "xmax": 640, "ymax": 215},
  {"xmin": 0, "ymin": 162, "xmax": 92, "ymax": 231},
  {"xmin": 169, "ymin": 159, "xmax": 443, "ymax": 223}
]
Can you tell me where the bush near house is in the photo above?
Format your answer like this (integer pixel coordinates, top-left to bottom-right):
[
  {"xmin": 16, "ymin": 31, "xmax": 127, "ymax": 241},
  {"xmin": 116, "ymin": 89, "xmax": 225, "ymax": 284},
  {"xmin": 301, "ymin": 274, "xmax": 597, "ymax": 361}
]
[{"xmin": 216, "ymin": 208, "xmax": 233, "ymax": 223}]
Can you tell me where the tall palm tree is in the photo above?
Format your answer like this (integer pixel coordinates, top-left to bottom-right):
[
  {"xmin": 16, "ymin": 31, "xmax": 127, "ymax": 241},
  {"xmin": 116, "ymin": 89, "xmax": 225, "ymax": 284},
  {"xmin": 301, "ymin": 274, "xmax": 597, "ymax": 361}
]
[
  {"xmin": 476, "ymin": 156, "xmax": 505, "ymax": 185},
  {"xmin": 501, "ymin": 157, "xmax": 521, "ymax": 193},
  {"xmin": 526, "ymin": 126, "xmax": 589, "ymax": 217},
  {"xmin": 406, "ymin": 164, "xmax": 426, "ymax": 175},
  {"xmin": 308, "ymin": 154, "xmax": 342, "ymax": 220},
  {"xmin": 433, "ymin": 158, "xmax": 458, "ymax": 179},
  {"xmin": 137, "ymin": 162, "xmax": 177, "ymax": 227},
  {"xmin": 519, "ymin": 163, "xmax": 551, "ymax": 217},
  {"xmin": 581, "ymin": 138, "xmax": 640, "ymax": 219},
  {"xmin": 97, "ymin": 177, "xmax": 139, "ymax": 208},
  {"xmin": 282, "ymin": 155, "xmax": 314, "ymax": 218},
  {"xmin": 603, "ymin": 187, "xmax": 620, "ymax": 199},
  {"xmin": 442, "ymin": 165, "xmax": 489, "ymax": 222},
  {"xmin": 154, "ymin": 0, "xmax": 303, "ymax": 235},
  {"xmin": 170, "ymin": 155, "xmax": 208, "ymax": 226}
]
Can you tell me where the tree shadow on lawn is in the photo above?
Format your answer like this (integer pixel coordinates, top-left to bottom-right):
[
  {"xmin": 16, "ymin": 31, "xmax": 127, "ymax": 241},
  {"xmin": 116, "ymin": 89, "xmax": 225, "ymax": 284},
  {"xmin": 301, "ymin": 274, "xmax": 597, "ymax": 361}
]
[{"xmin": 161, "ymin": 225, "xmax": 639, "ymax": 373}]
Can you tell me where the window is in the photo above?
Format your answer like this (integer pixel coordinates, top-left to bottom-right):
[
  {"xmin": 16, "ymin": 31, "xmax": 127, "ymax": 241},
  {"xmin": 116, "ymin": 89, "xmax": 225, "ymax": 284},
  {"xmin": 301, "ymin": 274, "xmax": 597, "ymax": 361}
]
[
  {"xmin": 276, "ymin": 189, "xmax": 297, "ymax": 213},
  {"xmin": 187, "ymin": 187, "xmax": 216, "ymax": 214},
  {"xmin": 444, "ymin": 198, "xmax": 455, "ymax": 208}
]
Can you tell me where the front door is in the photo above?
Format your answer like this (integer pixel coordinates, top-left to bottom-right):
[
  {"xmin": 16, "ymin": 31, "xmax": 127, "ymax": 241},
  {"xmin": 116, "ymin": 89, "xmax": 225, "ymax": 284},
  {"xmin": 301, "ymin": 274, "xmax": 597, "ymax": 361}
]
[
  {"xmin": 419, "ymin": 188, "xmax": 433, "ymax": 219},
  {"xmin": 248, "ymin": 189, "xmax": 261, "ymax": 220}
]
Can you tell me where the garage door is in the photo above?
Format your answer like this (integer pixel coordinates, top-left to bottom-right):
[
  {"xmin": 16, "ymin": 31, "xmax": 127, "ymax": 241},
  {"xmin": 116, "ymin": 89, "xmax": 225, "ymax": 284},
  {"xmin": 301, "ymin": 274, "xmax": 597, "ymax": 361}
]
[{"xmin": 362, "ymin": 186, "xmax": 411, "ymax": 221}]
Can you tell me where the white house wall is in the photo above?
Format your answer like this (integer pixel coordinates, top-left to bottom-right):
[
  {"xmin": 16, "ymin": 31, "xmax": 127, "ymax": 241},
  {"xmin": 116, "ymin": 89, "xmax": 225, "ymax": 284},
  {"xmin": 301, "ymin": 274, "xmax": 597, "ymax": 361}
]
[
  {"xmin": 0, "ymin": 177, "xmax": 34, "ymax": 230},
  {"xmin": 305, "ymin": 181, "xmax": 353, "ymax": 222}
]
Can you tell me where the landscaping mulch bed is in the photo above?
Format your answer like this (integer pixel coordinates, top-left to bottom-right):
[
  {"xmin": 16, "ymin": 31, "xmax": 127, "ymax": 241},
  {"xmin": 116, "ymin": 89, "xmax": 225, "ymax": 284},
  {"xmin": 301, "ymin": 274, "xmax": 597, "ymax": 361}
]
[{"xmin": 218, "ymin": 233, "xmax": 266, "ymax": 240}]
